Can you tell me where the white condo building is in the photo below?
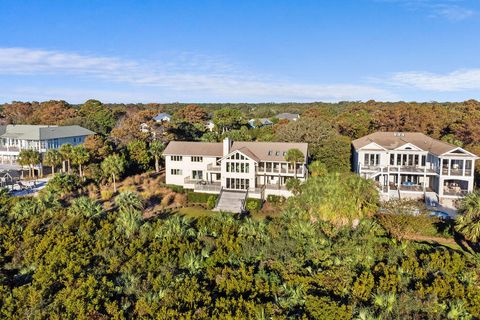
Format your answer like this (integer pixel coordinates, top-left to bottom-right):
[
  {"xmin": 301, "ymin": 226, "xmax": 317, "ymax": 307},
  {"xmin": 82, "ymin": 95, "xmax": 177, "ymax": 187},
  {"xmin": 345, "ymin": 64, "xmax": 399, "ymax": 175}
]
[
  {"xmin": 352, "ymin": 132, "xmax": 478, "ymax": 205},
  {"xmin": 163, "ymin": 138, "xmax": 308, "ymax": 210}
]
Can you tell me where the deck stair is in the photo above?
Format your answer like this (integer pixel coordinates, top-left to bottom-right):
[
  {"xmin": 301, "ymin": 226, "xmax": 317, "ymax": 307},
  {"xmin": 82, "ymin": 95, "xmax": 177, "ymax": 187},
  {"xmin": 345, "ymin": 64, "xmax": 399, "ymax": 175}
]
[{"xmin": 213, "ymin": 190, "xmax": 247, "ymax": 213}]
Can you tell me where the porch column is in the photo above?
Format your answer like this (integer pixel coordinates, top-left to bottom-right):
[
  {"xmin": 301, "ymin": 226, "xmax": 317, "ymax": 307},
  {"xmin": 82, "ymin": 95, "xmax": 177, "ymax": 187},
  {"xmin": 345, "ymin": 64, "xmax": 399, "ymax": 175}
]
[
  {"xmin": 462, "ymin": 159, "xmax": 465, "ymax": 176},
  {"xmin": 448, "ymin": 159, "xmax": 451, "ymax": 176}
]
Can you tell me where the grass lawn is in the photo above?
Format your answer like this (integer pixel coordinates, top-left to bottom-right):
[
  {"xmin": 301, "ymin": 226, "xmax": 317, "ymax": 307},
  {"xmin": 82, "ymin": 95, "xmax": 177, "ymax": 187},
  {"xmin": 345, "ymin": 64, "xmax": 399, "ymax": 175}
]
[{"xmin": 177, "ymin": 206, "xmax": 218, "ymax": 218}]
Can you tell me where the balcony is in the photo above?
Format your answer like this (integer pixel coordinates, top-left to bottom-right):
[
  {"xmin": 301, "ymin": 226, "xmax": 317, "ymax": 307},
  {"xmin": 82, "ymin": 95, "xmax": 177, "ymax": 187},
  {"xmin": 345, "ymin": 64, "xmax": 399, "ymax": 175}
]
[
  {"xmin": 0, "ymin": 146, "xmax": 20, "ymax": 153},
  {"xmin": 194, "ymin": 181, "xmax": 222, "ymax": 192},
  {"xmin": 442, "ymin": 168, "xmax": 473, "ymax": 176},
  {"xmin": 207, "ymin": 163, "xmax": 221, "ymax": 172}
]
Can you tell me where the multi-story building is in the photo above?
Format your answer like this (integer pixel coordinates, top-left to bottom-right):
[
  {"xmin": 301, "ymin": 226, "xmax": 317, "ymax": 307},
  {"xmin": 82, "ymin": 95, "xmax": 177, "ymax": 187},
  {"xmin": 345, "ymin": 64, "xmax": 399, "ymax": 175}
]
[
  {"xmin": 352, "ymin": 132, "xmax": 478, "ymax": 205},
  {"xmin": 163, "ymin": 138, "xmax": 308, "ymax": 204},
  {"xmin": 0, "ymin": 125, "xmax": 94, "ymax": 165}
]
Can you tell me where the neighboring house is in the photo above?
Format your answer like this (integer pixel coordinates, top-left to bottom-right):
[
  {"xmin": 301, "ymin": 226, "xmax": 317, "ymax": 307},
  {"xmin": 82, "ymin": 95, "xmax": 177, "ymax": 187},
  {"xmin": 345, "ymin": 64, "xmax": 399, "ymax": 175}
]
[
  {"xmin": 153, "ymin": 113, "xmax": 172, "ymax": 122},
  {"xmin": 275, "ymin": 113, "xmax": 300, "ymax": 121},
  {"xmin": 163, "ymin": 138, "xmax": 308, "ymax": 202},
  {"xmin": 0, "ymin": 170, "xmax": 21, "ymax": 188},
  {"xmin": 0, "ymin": 125, "xmax": 95, "ymax": 165},
  {"xmin": 206, "ymin": 120, "xmax": 215, "ymax": 132},
  {"xmin": 352, "ymin": 132, "xmax": 478, "ymax": 205},
  {"xmin": 248, "ymin": 118, "xmax": 274, "ymax": 128}
]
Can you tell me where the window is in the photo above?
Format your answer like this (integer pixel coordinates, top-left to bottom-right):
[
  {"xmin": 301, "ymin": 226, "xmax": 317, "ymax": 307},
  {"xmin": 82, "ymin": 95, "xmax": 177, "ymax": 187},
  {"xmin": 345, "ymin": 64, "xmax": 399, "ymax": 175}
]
[
  {"xmin": 364, "ymin": 153, "xmax": 379, "ymax": 166},
  {"xmin": 275, "ymin": 151, "xmax": 280, "ymax": 156},
  {"xmin": 191, "ymin": 156, "xmax": 203, "ymax": 162},
  {"xmin": 192, "ymin": 170, "xmax": 203, "ymax": 180},
  {"xmin": 171, "ymin": 169, "xmax": 182, "ymax": 175},
  {"xmin": 268, "ymin": 150, "xmax": 272, "ymax": 156},
  {"xmin": 421, "ymin": 155, "xmax": 426, "ymax": 167},
  {"xmin": 171, "ymin": 156, "xmax": 183, "ymax": 161},
  {"xmin": 390, "ymin": 154, "xmax": 395, "ymax": 165}
]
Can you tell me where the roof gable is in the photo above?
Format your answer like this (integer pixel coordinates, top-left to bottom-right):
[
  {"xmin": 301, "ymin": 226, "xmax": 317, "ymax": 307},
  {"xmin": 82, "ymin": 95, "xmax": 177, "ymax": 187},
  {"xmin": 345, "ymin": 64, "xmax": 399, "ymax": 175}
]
[{"xmin": 394, "ymin": 142, "xmax": 424, "ymax": 151}]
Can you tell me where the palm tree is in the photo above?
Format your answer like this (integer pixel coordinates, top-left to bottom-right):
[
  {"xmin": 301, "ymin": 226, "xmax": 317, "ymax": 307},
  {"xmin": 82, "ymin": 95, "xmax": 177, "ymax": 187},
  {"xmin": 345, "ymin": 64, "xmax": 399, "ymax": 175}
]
[
  {"xmin": 115, "ymin": 191, "xmax": 144, "ymax": 212},
  {"xmin": 59, "ymin": 144, "xmax": 73, "ymax": 173},
  {"xmin": 285, "ymin": 148, "xmax": 304, "ymax": 179},
  {"xmin": 149, "ymin": 140, "xmax": 165, "ymax": 173},
  {"xmin": 69, "ymin": 196, "xmax": 103, "ymax": 218},
  {"xmin": 71, "ymin": 145, "xmax": 90, "ymax": 178},
  {"xmin": 308, "ymin": 160, "xmax": 327, "ymax": 177},
  {"xmin": 117, "ymin": 208, "xmax": 142, "ymax": 238},
  {"xmin": 455, "ymin": 191, "xmax": 480, "ymax": 242},
  {"xmin": 18, "ymin": 149, "xmax": 41, "ymax": 178},
  {"xmin": 43, "ymin": 149, "xmax": 62, "ymax": 175},
  {"xmin": 101, "ymin": 154, "xmax": 126, "ymax": 193}
]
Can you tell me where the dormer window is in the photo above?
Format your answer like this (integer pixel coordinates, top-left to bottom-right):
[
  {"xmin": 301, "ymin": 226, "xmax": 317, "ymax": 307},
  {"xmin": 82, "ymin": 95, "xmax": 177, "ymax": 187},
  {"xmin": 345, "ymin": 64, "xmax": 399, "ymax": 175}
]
[
  {"xmin": 275, "ymin": 151, "xmax": 280, "ymax": 156},
  {"xmin": 268, "ymin": 150, "xmax": 272, "ymax": 156}
]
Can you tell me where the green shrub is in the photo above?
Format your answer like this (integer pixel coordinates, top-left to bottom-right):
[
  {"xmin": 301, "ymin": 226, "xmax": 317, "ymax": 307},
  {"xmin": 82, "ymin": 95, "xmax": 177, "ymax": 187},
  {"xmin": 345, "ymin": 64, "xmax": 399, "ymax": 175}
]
[
  {"xmin": 245, "ymin": 198, "xmax": 262, "ymax": 213},
  {"xmin": 187, "ymin": 192, "xmax": 217, "ymax": 204},
  {"xmin": 45, "ymin": 173, "xmax": 82, "ymax": 196},
  {"xmin": 163, "ymin": 184, "xmax": 185, "ymax": 194},
  {"xmin": 267, "ymin": 194, "xmax": 286, "ymax": 204},
  {"xmin": 206, "ymin": 196, "xmax": 216, "ymax": 210}
]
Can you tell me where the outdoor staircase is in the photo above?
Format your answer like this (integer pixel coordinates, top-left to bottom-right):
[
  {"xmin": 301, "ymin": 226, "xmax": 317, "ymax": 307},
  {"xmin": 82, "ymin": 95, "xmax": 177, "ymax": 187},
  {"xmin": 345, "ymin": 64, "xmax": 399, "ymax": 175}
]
[{"xmin": 213, "ymin": 190, "xmax": 247, "ymax": 213}]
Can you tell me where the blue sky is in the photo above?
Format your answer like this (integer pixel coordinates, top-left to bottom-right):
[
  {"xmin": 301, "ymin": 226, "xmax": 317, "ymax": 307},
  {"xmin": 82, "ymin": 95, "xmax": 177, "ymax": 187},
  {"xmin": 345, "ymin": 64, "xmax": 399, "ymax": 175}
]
[{"xmin": 0, "ymin": 0, "xmax": 479, "ymax": 103}]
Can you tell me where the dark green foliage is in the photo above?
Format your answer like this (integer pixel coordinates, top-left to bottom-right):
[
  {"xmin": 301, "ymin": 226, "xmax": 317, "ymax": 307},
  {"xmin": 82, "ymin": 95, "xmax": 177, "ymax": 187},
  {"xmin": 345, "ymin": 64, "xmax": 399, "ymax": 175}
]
[
  {"xmin": 187, "ymin": 192, "xmax": 218, "ymax": 204},
  {"xmin": 162, "ymin": 184, "xmax": 185, "ymax": 194},
  {"xmin": 44, "ymin": 173, "xmax": 82, "ymax": 196}
]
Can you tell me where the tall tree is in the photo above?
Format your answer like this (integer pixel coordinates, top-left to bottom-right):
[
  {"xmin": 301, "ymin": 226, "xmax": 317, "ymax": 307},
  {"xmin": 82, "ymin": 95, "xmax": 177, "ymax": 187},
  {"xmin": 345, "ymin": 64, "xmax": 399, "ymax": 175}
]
[
  {"xmin": 174, "ymin": 104, "xmax": 208, "ymax": 124},
  {"xmin": 59, "ymin": 144, "xmax": 74, "ymax": 173},
  {"xmin": 149, "ymin": 140, "xmax": 165, "ymax": 173},
  {"xmin": 285, "ymin": 148, "xmax": 304, "ymax": 179},
  {"xmin": 43, "ymin": 149, "xmax": 62, "ymax": 175},
  {"xmin": 213, "ymin": 108, "xmax": 245, "ymax": 133},
  {"xmin": 18, "ymin": 149, "xmax": 41, "ymax": 178},
  {"xmin": 79, "ymin": 99, "xmax": 116, "ymax": 135},
  {"xmin": 127, "ymin": 140, "xmax": 151, "ymax": 171},
  {"xmin": 101, "ymin": 154, "xmax": 126, "ymax": 193},
  {"xmin": 71, "ymin": 145, "xmax": 90, "ymax": 178}
]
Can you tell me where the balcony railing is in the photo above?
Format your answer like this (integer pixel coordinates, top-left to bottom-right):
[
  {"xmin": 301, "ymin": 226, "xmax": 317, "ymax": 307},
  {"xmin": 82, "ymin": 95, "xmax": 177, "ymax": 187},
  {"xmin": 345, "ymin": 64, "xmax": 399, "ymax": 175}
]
[
  {"xmin": 443, "ymin": 189, "xmax": 468, "ymax": 197},
  {"xmin": 194, "ymin": 182, "xmax": 222, "ymax": 192},
  {"xmin": 207, "ymin": 163, "xmax": 221, "ymax": 172},
  {"xmin": 442, "ymin": 168, "xmax": 473, "ymax": 176},
  {"xmin": 361, "ymin": 165, "xmax": 436, "ymax": 174}
]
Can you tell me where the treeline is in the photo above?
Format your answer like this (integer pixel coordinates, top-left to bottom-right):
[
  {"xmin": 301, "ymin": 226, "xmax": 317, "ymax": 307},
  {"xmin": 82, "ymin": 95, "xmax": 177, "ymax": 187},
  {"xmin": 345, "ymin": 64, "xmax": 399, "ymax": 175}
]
[{"xmin": 1, "ymin": 99, "xmax": 480, "ymax": 176}]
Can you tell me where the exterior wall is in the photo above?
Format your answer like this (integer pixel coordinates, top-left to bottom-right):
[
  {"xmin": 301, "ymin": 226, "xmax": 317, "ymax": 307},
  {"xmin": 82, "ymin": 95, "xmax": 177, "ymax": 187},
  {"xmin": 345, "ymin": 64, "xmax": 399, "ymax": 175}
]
[
  {"xmin": 220, "ymin": 154, "xmax": 256, "ymax": 192},
  {"xmin": 354, "ymin": 145, "xmax": 477, "ymax": 203},
  {"xmin": 165, "ymin": 155, "xmax": 217, "ymax": 186}
]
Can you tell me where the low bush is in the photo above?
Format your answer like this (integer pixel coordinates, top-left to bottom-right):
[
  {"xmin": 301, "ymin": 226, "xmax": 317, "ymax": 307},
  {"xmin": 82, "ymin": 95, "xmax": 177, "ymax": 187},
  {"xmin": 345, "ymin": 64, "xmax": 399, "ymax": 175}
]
[
  {"xmin": 267, "ymin": 194, "xmax": 286, "ymax": 205},
  {"xmin": 206, "ymin": 196, "xmax": 216, "ymax": 209},
  {"xmin": 187, "ymin": 192, "xmax": 217, "ymax": 204},
  {"xmin": 245, "ymin": 198, "xmax": 263, "ymax": 213},
  {"xmin": 163, "ymin": 184, "xmax": 185, "ymax": 194},
  {"xmin": 376, "ymin": 213, "xmax": 449, "ymax": 239}
]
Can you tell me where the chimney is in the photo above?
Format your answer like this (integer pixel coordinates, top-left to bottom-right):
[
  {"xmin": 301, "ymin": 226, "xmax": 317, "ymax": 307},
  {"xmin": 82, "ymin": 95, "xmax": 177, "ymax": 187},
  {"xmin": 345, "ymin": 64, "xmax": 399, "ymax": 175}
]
[{"xmin": 223, "ymin": 137, "xmax": 232, "ymax": 156}]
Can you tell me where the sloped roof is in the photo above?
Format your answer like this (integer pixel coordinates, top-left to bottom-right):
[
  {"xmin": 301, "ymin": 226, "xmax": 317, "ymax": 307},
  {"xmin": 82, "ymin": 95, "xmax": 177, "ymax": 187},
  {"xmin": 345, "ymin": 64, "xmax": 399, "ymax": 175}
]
[
  {"xmin": 163, "ymin": 141, "xmax": 223, "ymax": 157},
  {"xmin": 163, "ymin": 140, "xmax": 308, "ymax": 162},
  {"xmin": 231, "ymin": 141, "xmax": 308, "ymax": 162},
  {"xmin": 352, "ymin": 132, "xmax": 461, "ymax": 156},
  {"xmin": 0, "ymin": 125, "xmax": 94, "ymax": 140},
  {"xmin": 276, "ymin": 113, "xmax": 300, "ymax": 120},
  {"xmin": 153, "ymin": 113, "xmax": 172, "ymax": 121}
]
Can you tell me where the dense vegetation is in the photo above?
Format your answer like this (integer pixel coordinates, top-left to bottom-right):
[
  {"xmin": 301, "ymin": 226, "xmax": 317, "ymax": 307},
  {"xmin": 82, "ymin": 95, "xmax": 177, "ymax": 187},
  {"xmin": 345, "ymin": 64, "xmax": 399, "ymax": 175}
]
[
  {"xmin": 1, "ymin": 175, "xmax": 480, "ymax": 319},
  {"xmin": 1, "ymin": 99, "xmax": 480, "ymax": 318}
]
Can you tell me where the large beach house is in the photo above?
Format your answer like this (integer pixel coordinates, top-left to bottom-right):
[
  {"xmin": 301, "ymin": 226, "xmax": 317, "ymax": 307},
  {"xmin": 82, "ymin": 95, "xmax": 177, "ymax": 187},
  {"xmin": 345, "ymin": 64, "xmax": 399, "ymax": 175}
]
[
  {"xmin": 164, "ymin": 138, "xmax": 308, "ymax": 211},
  {"xmin": 0, "ymin": 125, "xmax": 94, "ymax": 165},
  {"xmin": 352, "ymin": 132, "xmax": 478, "ymax": 205}
]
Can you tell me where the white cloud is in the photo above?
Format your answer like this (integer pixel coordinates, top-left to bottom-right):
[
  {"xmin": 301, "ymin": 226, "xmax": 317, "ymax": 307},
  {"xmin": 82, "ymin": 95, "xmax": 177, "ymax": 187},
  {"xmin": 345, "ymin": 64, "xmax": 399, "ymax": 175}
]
[
  {"xmin": 376, "ymin": 0, "xmax": 476, "ymax": 21},
  {"xmin": 390, "ymin": 69, "xmax": 480, "ymax": 91},
  {"xmin": 0, "ymin": 47, "xmax": 396, "ymax": 102}
]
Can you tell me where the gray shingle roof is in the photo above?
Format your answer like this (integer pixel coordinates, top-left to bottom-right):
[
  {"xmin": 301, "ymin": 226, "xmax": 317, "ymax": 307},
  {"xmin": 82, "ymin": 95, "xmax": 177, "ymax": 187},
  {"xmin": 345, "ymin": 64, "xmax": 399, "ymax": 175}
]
[
  {"xmin": 164, "ymin": 140, "xmax": 308, "ymax": 162},
  {"xmin": 0, "ymin": 125, "xmax": 95, "ymax": 140},
  {"xmin": 352, "ymin": 132, "xmax": 469, "ymax": 156}
]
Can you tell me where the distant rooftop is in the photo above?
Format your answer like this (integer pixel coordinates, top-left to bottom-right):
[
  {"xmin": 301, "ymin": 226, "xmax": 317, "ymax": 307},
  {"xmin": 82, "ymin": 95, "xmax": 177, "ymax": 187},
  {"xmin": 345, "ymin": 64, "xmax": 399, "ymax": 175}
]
[
  {"xmin": 276, "ymin": 113, "xmax": 300, "ymax": 120},
  {"xmin": 0, "ymin": 125, "xmax": 95, "ymax": 140}
]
